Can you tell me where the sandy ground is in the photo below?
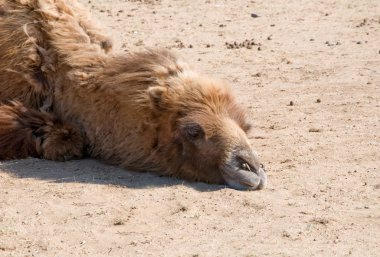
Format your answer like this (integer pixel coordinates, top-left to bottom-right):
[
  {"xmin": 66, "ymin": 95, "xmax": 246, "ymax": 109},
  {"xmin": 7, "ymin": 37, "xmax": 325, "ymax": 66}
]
[{"xmin": 1, "ymin": 0, "xmax": 379, "ymax": 256}]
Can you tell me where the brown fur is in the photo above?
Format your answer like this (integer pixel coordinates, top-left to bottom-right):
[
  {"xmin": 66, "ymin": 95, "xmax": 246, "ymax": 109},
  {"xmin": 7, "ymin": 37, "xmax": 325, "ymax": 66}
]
[
  {"xmin": 0, "ymin": 0, "xmax": 266, "ymax": 189},
  {"xmin": 0, "ymin": 101, "xmax": 84, "ymax": 161}
]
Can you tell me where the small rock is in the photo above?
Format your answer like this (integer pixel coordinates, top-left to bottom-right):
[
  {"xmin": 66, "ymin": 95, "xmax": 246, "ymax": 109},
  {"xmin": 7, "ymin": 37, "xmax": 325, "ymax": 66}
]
[
  {"xmin": 316, "ymin": 99, "xmax": 321, "ymax": 103},
  {"xmin": 252, "ymin": 72, "xmax": 261, "ymax": 77},
  {"xmin": 288, "ymin": 101, "xmax": 294, "ymax": 106},
  {"xmin": 309, "ymin": 128, "xmax": 321, "ymax": 132},
  {"xmin": 251, "ymin": 13, "xmax": 260, "ymax": 18},
  {"xmin": 113, "ymin": 219, "xmax": 125, "ymax": 226}
]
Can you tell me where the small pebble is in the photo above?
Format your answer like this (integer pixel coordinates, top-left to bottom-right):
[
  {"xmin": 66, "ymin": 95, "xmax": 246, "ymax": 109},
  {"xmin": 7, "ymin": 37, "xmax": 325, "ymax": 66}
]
[{"xmin": 309, "ymin": 128, "xmax": 322, "ymax": 132}]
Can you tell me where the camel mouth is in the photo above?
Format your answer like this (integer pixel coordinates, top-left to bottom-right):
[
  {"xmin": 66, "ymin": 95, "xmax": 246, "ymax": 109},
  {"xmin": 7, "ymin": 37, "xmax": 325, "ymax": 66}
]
[{"xmin": 221, "ymin": 161, "xmax": 267, "ymax": 191}]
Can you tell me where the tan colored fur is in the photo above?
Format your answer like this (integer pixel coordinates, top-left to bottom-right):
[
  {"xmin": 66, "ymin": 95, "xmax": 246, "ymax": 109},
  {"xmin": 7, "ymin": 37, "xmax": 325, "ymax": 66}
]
[{"xmin": 0, "ymin": 0, "xmax": 264, "ymax": 187}]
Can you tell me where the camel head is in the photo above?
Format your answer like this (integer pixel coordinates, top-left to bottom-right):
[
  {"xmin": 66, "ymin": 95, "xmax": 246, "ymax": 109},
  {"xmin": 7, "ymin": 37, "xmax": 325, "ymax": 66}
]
[{"xmin": 147, "ymin": 72, "xmax": 267, "ymax": 190}]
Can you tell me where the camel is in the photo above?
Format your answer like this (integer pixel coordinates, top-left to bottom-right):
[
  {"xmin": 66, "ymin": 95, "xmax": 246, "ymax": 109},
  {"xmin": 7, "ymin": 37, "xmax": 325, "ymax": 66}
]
[{"xmin": 0, "ymin": 0, "xmax": 267, "ymax": 190}]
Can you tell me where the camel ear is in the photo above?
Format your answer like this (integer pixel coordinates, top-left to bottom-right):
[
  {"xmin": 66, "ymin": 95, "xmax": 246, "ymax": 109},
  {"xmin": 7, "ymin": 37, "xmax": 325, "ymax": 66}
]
[{"xmin": 147, "ymin": 86, "xmax": 169, "ymax": 110}]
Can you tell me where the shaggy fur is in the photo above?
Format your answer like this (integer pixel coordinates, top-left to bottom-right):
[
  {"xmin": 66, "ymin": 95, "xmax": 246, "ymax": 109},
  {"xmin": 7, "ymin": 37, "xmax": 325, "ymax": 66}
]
[
  {"xmin": 0, "ymin": 101, "xmax": 84, "ymax": 161},
  {"xmin": 0, "ymin": 0, "xmax": 266, "ymax": 189}
]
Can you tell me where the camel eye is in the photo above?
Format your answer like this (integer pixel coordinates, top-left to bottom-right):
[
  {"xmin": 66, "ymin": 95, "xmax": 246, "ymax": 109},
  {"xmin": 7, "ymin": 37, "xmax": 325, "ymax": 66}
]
[{"xmin": 183, "ymin": 123, "xmax": 205, "ymax": 141}]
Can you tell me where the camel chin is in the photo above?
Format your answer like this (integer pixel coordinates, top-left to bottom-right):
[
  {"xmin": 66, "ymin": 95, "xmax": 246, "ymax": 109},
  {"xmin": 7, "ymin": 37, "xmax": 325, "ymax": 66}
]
[{"xmin": 222, "ymin": 167, "xmax": 267, "ymax": 191}]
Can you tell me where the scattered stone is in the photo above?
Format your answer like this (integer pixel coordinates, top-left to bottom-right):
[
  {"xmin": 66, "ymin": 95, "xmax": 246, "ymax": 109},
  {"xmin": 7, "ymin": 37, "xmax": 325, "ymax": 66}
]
[
  {"xmin": 309, "ymin": 128, "xmax": 321, "ymax": 132},
  {"xmin": 267, "ymin": 35, "xmax": 272, "ymax": 40},
  {"xmin": 311, "ymin": 217, "xmax": 329, "ymax": 225},
  {"xmin": 316, "ymin": 98, "xmax": 321, "ymax": 103},
  {"xmin": 325, "ymin": 41, "xmax": 336, "ymax": 46},
  {"xmin": 113, "ymin": 219, "xmax": 125, "ymax": 226},
  {"xmin": 288, "ymin": 101, "xmax": 294, "ymax": 106},
  {"xmin": 252, "ymin": 72, "xmax": 261, "ymax": 77},
  {"xmin": 172, "ymin": 205, "xmax": 188, "ymax": 215},
  {"xmin": 134, "ymin": 40, "xmax": 144, "ymax": 46},
  {"xmin": 282, "ymin": 231, "xmax": 291, "ymax": 238},
  {"xmin": 250, "ymin": 13, "xmax": 259, "ymax": 18},
  {"xmin": 225, "ymin": 39, "xmax": 261, "ymax": 50},
  {"xmin": 173, "ymin": 40, "xmax": 185, "ymax": 49},
  {"xmin": 356, "ymin": 18, "xmax": 367, "ymax": 27}
]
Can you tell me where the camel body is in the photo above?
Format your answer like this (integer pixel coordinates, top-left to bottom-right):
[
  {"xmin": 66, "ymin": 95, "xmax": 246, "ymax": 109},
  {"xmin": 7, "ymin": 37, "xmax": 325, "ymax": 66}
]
[{"xmin": 0, "ymin": 0, "xmax": 267, "ymax": 189}]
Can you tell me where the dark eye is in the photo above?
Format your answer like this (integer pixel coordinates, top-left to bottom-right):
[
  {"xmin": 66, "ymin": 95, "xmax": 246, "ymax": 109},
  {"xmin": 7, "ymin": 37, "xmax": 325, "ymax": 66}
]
[{"xmin": 183, "ymin": 123, "xmax": 205, "ymax": 141}]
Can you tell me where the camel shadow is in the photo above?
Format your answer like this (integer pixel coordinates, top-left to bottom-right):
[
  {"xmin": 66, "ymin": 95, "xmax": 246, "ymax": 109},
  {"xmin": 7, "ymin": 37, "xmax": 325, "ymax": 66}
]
[{"xmin": 0, "ymin": 158, "xmax": 227, "ymax": 192}]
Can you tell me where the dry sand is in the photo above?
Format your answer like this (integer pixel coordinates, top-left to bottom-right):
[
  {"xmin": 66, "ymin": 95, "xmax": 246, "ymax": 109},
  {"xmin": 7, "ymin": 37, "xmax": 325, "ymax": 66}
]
[{"xmin": 1, "ymin": 0, "xmax": 379, "ymax": 256}]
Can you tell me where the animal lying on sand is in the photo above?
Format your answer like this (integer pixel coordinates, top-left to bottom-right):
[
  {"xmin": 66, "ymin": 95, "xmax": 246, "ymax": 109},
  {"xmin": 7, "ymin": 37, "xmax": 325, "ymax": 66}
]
[{"xmin": 0, "ymin": 0, "xmax": 267, "ymax": 190}]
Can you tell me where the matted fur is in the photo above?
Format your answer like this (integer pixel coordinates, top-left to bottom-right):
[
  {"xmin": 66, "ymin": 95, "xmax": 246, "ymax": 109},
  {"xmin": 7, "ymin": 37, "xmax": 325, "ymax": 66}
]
[
  {"xmin": 0, "ymin": 0, "xmax": 266, "ymax": 188},
  {"xmin": 0, "ymin": 101, "xmax": 84, "ymax": 161}
]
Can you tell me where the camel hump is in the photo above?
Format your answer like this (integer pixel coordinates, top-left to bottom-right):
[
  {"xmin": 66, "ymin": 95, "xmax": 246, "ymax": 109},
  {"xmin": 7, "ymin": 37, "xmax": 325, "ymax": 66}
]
[
  {"xmin": 37, "ymin": 0, "xmax": 112, "ymax": 66},
  {"xmin": 0, "ymin": 0, "xmax": 112, "ymax": 108}
]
